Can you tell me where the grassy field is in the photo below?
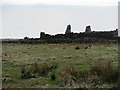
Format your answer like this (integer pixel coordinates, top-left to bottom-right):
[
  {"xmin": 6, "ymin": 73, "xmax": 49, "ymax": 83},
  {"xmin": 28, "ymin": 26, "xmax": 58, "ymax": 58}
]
[{"xmin": 2, "ymin": 43, "xmax": 118, "ymax": 88}]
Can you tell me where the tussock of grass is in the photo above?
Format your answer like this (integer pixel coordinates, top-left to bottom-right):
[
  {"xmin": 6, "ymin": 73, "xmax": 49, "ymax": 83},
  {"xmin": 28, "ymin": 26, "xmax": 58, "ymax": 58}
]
[
  {"xmin": 21, "ymin": 62, "xmax": 58, "ymax": 79},
  {"xmin": 90, "ymin": 61, "xmax": 119, "ymax": 83},
  {"xmin": 59, "ymin": 65, "xmax": 89, "ymax": 87}
]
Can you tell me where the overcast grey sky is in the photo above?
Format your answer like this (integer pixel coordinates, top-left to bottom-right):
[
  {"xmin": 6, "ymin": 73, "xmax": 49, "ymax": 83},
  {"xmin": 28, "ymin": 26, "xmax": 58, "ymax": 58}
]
[{"xmin": 0, "ymin": 3, "xmax": 118, "ymax": 38}]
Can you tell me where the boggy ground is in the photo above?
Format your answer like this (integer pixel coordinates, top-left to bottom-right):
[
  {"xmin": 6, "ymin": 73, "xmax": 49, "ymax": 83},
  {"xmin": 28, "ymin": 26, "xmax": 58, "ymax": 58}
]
[{"xmin": 2, "ymin": 43, "xmax": 119, "ymax": 88}]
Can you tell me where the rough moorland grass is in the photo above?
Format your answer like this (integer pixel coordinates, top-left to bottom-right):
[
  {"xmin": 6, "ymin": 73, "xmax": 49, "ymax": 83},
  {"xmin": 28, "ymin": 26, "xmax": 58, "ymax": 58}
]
[
  {"xmin": 2, "ymin": 43, "xmax": 118, "ymax": 88},
  {"xmin": 58, "ymin": 61, "xmax": 119, "ymax": 87},
  {"xmin": 19, "ymin": 61, "xmax": 119, "ymax": 88}
]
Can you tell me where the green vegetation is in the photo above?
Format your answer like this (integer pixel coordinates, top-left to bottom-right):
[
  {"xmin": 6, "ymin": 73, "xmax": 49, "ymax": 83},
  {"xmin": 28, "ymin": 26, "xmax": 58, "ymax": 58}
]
[{"xmin": 2, "ymin": 43, "xmax": 118, "ymax": 88}]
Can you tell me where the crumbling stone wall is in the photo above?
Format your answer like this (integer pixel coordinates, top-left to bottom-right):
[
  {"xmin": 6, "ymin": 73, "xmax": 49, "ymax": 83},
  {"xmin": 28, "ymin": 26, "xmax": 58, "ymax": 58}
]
[
  {"xmin": 65, "ymin": 25, "xmax": 71, "ymax": 34},
  {"xmin": 85, "ymin": 26, "xmax": 91, "ymax": 33}
]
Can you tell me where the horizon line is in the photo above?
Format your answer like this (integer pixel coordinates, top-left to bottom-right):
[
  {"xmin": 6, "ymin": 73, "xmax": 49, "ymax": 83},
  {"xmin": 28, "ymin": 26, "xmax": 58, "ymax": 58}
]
[{"xmin": 1, "ymin": 29, "xmax": 118, "ymax": 39}]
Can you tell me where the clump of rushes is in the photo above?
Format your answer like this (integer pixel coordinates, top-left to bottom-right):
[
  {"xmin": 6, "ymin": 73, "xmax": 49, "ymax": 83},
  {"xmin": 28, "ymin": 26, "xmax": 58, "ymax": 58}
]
[
  {"xmin": 64, "ymin": 65, "xmax": 77, "ymax": 78},
  {"xmin": 59, "ymin": 64, "xmax": 90, "ymax": 87},
  {"xmin": 90, "ymin": 61, "xmax": 119, "ymax": 83},
  {"xmin": 59, "ymin": 65, "xmax": 78, "ymax": 87},
  {"xmin": 21, "ymin": 62, "xmax": 58, "ymax": 79},
  {"xmin": 21, "ymin": 65, "xmax": 36, "ymax": 79},
  {"xmin": 77, "ymin": 69, "xmax": 89, "ymax": 81}
]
